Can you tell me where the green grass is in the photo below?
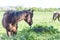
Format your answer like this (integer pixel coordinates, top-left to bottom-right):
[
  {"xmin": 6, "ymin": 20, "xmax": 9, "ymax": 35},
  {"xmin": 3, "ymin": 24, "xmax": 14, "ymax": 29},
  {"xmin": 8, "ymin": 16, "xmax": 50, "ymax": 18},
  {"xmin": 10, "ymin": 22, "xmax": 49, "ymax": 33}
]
[{"xmin": 0, "ymin": 12, "xmax": 60, "ymax": 40}]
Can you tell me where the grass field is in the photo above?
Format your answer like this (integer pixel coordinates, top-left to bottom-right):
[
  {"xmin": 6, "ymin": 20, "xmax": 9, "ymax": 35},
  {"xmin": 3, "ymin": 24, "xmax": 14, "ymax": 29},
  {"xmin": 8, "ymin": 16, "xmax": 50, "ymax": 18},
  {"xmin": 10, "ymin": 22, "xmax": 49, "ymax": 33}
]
[{"xmin": 0, "ymin": 12, "xmax": 60, "ymax": 40}]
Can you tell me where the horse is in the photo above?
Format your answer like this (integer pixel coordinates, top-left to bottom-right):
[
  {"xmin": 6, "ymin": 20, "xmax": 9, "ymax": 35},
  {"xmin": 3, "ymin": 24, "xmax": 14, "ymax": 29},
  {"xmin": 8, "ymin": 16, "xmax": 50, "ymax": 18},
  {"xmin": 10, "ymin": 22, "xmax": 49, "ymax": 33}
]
[
  {"xmin": 2, "ymin": 9, "xmax": 34, "ymax": 36},
  {"xmin": 53, "ymin": 12, "xmax": 60, "ymax": 21}
]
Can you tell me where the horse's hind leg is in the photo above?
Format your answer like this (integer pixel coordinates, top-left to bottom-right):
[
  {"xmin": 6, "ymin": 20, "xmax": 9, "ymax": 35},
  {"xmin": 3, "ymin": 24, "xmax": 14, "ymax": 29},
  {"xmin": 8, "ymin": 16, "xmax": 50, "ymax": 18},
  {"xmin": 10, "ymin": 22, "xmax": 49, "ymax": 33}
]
[
  {"xmin": 58, "ymin": 16, "xmax": 60, "ymax": 21},
  {"xmin": 6, "ymin": 24, "xmax": 13, "ymax": 37}
]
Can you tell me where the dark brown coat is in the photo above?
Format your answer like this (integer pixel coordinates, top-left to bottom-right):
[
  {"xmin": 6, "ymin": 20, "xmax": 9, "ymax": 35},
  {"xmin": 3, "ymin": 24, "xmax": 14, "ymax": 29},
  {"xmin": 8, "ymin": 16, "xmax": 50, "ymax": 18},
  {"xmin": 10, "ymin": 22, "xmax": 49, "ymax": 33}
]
[{"xmin": 2, "ymin": 9, "xmax": 34, "ymax": 36}]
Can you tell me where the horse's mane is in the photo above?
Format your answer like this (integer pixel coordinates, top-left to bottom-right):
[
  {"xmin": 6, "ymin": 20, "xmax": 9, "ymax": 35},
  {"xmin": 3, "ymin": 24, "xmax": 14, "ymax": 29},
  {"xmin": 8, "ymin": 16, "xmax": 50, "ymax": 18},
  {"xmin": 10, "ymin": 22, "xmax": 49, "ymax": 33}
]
[{"xmin": 3, "ymin": 9, "xmax": 34, "ymax": 16}]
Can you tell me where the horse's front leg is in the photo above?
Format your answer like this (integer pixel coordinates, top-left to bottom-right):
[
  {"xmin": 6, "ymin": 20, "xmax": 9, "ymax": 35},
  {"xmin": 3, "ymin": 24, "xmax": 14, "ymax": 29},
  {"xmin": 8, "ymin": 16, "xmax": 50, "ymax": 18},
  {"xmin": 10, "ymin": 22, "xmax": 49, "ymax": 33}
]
[
  {"xmin": 6, "ymin": 24, "xmax": 13, "ymax": 37},
  {"xmin": 12, "ymin": 23, "xmax": 18, "ymax": 35},
  {"xmin": 7, "ymin": 30, "xmax": 12, "ymax": 37}
]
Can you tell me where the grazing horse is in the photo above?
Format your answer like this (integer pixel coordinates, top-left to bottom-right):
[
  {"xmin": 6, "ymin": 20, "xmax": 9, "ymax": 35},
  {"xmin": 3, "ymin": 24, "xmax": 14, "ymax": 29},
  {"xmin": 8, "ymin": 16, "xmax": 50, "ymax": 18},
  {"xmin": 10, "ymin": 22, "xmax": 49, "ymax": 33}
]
[
  {"xmin": 2, "ymin": 9, "xmax": 34, "ymax": 36},
  {"xmin": 53, "ymin": 12, "xmax": 60, "ymax": 21}
]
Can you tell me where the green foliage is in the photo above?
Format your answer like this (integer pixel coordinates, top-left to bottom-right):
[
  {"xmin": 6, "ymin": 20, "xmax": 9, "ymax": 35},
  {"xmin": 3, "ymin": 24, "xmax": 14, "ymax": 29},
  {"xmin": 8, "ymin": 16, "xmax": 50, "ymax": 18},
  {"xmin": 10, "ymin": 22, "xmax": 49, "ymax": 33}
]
[
  {"xmin": 33, "ymin": 24, "xmax": 59, "ymax": 34},
  {"xmin": 16, "ymin": 6, "xmax": 26, "ymax": 10},
  {"xmin": 30, "ymin": 7, "xmax": 60, "ymax": 12}
]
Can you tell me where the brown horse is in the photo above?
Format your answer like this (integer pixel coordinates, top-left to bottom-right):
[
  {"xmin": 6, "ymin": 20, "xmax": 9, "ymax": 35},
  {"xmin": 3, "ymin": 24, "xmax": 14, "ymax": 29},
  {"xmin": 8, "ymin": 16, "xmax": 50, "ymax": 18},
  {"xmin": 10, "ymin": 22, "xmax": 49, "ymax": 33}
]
[
  {"xmin": 2, "ymin": 9, "xmax": 34, "ymax": 36},
  {"xmin": 53, "ymin": 12, "xmax": 60, "ymax": 21}
]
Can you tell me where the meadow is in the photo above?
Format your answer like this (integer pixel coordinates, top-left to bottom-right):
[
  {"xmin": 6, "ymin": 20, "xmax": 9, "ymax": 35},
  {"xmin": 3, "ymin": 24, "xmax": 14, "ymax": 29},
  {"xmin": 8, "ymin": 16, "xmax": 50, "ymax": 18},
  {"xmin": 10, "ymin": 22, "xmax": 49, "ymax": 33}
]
[{"xmin": 0, "ymin": 11, "xmax": 60, "ymax": 40}]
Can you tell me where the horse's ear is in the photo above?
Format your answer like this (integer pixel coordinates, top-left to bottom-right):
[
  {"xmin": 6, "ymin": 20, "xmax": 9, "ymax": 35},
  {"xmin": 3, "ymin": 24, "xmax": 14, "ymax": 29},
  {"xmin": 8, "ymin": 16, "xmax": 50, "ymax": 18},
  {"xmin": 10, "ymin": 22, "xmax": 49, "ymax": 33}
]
[
  {"xmin": 26, "ymin": 9, "xmax": 34, "ymax": 13},
  {"xmin": 32, "ymin": 10, "xmax": 34, "ymax": 12},
  {"xmin": 28, "ymin": 9, "xmax": 34, "ymax": 12},
  {"xmin": 28, "ymin": 9, "xmax": 31, "ymax": 11}
]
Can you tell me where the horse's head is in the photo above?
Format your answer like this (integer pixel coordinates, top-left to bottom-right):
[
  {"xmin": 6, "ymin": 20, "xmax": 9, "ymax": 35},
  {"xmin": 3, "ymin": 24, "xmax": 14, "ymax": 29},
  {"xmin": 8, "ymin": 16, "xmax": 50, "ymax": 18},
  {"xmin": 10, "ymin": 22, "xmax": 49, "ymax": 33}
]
[{"xmin": 24, "ymin": 9, "xmax": 34, "ymax": 27}]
